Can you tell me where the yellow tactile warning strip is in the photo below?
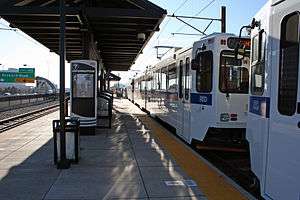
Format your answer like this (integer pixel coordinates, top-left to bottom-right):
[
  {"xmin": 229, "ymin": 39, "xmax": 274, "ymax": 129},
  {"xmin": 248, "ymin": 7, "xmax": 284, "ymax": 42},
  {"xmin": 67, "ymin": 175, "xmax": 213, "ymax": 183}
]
[{"xmin": 138, "ymin": 115, "xmax": 248, "ymax": 200}]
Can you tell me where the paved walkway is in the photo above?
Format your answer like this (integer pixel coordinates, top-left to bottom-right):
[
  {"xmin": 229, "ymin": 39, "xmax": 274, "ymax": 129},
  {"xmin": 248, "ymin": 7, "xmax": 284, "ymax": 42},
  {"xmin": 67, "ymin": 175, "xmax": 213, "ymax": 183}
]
[{"xmin": 0, "ymin": 98, "xmax": 206, "ymax": 200}]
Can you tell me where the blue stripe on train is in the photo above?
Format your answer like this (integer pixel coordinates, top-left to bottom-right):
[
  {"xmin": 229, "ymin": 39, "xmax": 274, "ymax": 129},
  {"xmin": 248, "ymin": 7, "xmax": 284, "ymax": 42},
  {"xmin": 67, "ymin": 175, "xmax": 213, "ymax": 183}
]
[
  {"xmin": 190, "ymin": 93, "xmax": 212, "ymax": 105},
  {"xmin": 249, "ymin": 96, "xmax": 270, "ymax": 118}
]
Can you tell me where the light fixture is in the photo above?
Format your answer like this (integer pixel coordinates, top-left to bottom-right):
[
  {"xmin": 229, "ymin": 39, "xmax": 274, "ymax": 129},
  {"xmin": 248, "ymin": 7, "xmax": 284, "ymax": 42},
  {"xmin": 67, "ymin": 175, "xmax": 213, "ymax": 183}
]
[{"xmin": 137, "ymin": 33, "xmax": 146, "ymax": 42}]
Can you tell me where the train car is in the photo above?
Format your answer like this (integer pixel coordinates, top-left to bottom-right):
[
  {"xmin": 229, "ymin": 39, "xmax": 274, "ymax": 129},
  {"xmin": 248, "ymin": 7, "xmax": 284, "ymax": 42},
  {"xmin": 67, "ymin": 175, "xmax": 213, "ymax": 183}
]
[
  {"xmin": 246, "ymin": 0, "xmax": 300, "ymax": 199},
  {"xmin": 126, "ymin": 79, "xmax": 134, "ymax": 102},
  {"xmin": 133, "ymin": 33, "xmax": 251, "ymax": 146},
  {"xmin": 70, "ymin": 60, "xmax": 97, "ymax": 135},
  {"xmin": 146, "ymin": 57, "xmax": 176, "ymax": 121},
  {"xmin": 133, "ymin": 75, "xmax": 148, "ymax": 110}
]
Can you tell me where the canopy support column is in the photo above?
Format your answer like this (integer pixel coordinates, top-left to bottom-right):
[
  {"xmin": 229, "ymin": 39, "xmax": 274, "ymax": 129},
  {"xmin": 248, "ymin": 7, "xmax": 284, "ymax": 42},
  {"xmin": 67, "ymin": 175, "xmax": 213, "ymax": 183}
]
[{"xmin": 57, "ymin": 0, "xmax": 70, "ymax": 169}]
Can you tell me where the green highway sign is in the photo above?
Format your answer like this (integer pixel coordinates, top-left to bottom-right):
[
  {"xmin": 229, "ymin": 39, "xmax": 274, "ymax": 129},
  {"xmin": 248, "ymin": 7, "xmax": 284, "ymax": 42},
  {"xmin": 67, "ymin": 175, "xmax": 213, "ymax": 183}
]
[
  {"xmin": 0, "ymin": 68, "xmax": 35, "ymax": 83},
  {"xmin": 19, "ymin": 68, "xmax": 35, "ymax": 73}
]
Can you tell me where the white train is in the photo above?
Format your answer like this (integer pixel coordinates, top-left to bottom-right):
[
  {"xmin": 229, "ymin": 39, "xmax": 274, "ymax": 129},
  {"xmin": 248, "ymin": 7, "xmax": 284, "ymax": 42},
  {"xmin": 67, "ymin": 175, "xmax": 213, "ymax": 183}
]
[
  {"xmin": 246, "ymin": 0, "xmax": 300, "ymax": 199},
  {"xmin": 128, "ymin": 33, "xmax": 251, "ymax": 146}
]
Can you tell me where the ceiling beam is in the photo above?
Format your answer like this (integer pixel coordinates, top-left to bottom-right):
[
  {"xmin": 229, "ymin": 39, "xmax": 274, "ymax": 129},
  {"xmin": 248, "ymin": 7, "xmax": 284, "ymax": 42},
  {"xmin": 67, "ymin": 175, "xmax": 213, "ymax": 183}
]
[
  {"xmin": 23, "ymin": 28, "xmax": 80, "ymax": 33},
  {"xmin": 101, "ymin": 47, "xmax": 141, "ymax": 51},
  {"xmin": 9, "ymin": 20, "xmax": 80, "ymax": 25},
  {"xmin": 102, "ymin": 51, "xmax": 138, "ymax": 55},
  {"xmin": 15, "ymin": 0, "xmax": 36, "ymax": 6},
  {"xmin": 27, "ymin": 32, "xmax": 81, "ymax": 36},
  {"xmin": 32, "ymin": 36, "xmax": 81, "ymax": 40},
  {"xmin": 99, "ymin": 43, "xmax": 142, "ymax": 47},
  {"xmin": 103, "ymin": 54, "xmax": 135, "ymax": 58},
  {"xmin": 86, "ymin": 7, "xmax": 163, "ymax": 19},
  {"xmin": 4, "ymin": 15, "xmax": 78, "ymax": 21},
  {"xmin": 18, "ymin": 26, "xmax": 80, "ymax": 30},
  {"xmin": 43, "ymin": 41, "xmax": 81, "ymax": 45},
  {"xmin": 98, "ymin": 38, "xmax": 142, "ymax": 42},
  {"xmin": 0, "ymin": 6, "xmax": 79, "ymax": 17},
  {"xmin": 40, "ymin": 0, "xmax": 57, "ymax": 7},
  {"xmin": 91, "ymin": 21, "xmax": 154, "ymax": 27},
  {"xmin": 93, "ymin": 27, "xmax": 154, "ymax": 33}
]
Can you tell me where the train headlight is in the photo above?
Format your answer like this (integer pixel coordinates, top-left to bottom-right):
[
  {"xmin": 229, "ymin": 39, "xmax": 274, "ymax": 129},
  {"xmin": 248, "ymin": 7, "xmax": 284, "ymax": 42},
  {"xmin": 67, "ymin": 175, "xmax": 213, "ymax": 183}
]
[{"xmin": 220, "ymin": 113, "xmax": 230, "ymax": 122}]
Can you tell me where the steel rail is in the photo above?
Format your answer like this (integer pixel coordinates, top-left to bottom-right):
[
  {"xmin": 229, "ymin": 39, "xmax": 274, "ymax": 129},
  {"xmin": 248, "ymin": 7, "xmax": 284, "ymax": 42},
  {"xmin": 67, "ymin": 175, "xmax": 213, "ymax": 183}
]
[{"xmin": 0, "ymin": 104, "xmax": 59, "ymax": 133}]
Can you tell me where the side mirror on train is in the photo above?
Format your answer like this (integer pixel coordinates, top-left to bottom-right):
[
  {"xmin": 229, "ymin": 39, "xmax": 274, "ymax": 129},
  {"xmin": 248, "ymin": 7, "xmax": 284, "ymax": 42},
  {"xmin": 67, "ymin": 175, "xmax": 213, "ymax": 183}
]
[{"xmin": 191, "ymin": 59, "xmax": 199, "ymax": 70}]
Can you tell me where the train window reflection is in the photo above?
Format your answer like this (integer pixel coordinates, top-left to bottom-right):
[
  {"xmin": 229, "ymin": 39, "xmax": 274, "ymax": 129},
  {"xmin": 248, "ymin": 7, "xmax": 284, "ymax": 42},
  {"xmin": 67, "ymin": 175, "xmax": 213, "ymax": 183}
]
[
  {"xmin": 185, "ymin": 57, "xmax": 190, "ymax": 100},
  {"xmin": 252, "ymin": 35, "xmax": 259, "ymax": 62},
  {"xmin": 168, "ymin": 64, "xmax": 177, "ymax": 92},
  {"xmin": 179, "ymin": 60, "xmax": 184, "ymax": 98},
  {"xmin": 278, "ymin": 12, "xmax": 300, "ymax": 116},
  {"xmin": 219, "ymin": 51, "xmax": 249, "ymax": 94},
  {"xmin": 161, "ymin": 67, "xmax": 168, "ymax": 90},
  {"xmin": 251, "ymin": 31, "xmax": 266, "ymax": 96}
]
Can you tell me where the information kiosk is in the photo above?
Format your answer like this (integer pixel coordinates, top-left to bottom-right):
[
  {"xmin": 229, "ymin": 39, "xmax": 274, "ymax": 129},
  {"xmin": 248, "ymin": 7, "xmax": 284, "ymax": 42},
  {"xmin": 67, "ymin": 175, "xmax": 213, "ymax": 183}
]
[{"xmin": 70, "ymin": 60, "xmax": 97, "ymax": 135}]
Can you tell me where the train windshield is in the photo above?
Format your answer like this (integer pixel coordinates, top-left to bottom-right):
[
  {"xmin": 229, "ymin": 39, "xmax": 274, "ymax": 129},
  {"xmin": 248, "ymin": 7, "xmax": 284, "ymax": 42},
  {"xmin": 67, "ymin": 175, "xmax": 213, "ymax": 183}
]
[{"xmin": 219, "ymin": 50, "xmax": 249, "ymax": 94}]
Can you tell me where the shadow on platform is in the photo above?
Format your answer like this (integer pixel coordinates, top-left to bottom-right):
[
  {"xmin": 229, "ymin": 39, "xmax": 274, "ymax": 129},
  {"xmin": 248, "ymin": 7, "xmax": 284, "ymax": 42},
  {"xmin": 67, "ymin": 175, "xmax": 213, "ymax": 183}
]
[{"xmin": 0, "ymin": 99, "xmax": 206, "ymax": 200}]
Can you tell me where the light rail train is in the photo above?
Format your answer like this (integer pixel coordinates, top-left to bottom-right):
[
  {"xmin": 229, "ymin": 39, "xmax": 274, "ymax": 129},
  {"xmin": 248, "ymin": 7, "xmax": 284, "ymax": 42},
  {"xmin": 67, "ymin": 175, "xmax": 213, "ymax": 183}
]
[
  {"xmin": 245, "ymin": 0, "xmax": 300, "ymax": 199},
  {"xmin": 128, "ymin": 33, "xmax": 251, "ymax": 146}
]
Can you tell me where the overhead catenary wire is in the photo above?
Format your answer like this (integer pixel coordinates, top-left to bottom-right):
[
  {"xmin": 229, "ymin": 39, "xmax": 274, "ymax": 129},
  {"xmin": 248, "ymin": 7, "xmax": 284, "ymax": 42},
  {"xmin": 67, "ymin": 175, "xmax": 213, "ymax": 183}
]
[
  {"xmin": 0, "ymin": 21, "xmax": 46, "ymax": 49},
  {"xmin": 136, "ymin": 0, "xmax": 193, "ymax": 68},
  {"xmin": 158, "ymin": 0, "xmax": 217, "ymax": 48},
  {"xmin": 156, "ymin": 0, "xmax": 191, "ymax": 40},
  {"xmin": 175, "ymin": 0, "xmax": 217, "ymax": 33},
  {"xmin": 173, "ymin": 0, "xmax": 191, "ymax": 14}
]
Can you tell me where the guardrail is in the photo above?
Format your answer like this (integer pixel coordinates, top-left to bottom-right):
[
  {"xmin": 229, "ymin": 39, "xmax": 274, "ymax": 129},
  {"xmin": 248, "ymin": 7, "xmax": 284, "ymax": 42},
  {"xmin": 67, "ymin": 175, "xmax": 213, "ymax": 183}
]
[{"xmin": 0, "ymin": 93, "xmax": 59, "ymax": 112}]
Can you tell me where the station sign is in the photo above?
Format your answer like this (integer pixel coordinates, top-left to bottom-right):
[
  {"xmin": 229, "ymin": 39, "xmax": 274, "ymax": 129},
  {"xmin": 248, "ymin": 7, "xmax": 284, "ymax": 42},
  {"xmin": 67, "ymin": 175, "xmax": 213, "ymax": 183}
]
[{"xmin": 0, "ymin": 68, "xmax": 35, "ymax": 83}]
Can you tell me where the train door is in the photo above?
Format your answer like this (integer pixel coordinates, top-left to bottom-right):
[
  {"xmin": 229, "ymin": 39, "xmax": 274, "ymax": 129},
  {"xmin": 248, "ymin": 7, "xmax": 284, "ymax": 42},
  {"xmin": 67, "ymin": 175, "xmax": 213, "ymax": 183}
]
[
  {"xmin": 178, "ymin": 58, "xmax": 191, "ymax": 141},
  {"xmin": 265, "ymin": 9, "xmax": 300, "ymax": 200},
  {"xmin": 178, "ymin": 60, "xmax": 185, "ymax": 138},
  {"xmin": 182, "ymin": 58, "xmax": 191, "ymax": 140}
]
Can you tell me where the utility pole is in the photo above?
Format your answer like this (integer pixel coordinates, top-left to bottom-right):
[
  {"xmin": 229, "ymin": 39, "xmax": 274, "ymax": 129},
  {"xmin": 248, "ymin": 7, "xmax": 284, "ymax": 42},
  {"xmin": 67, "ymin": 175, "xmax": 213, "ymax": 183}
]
[{"xmin": 221, "ymin": 6, "xmax": 226, "ymax": 33}]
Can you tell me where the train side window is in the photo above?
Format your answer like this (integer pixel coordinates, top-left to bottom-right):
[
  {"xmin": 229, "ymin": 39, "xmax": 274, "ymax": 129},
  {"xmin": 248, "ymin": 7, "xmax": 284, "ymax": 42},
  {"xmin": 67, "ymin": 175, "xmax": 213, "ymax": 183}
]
[
  {"xmin": 278, "ymin": 12, "xmax": 300, "ymax": 116},
  {"xmin": 139, "ymin": 82, "xmax": 142, "ymax": 92},
  {"xmin": 179, "ymin": 60, "xmax": 184, "ymax": 98},
  {"xmin": 153, "ymin": 71, "xmax": 157, "ymax": 90},
  {"xmin": 161, "ymin": 67, "xmax": 168, "ymax": 90},
  {"xmin": 196, "ymin": 51, "xmax": 213, "ymax": 93},
  {"xmin": 168, "ymin": 64, "xmax": 177, "ymax": 93},
  {"xmin": 185, "ymin": 57, "xmax": 190, "ymax": 100},
  {"xmin": 251, "ymin": 30, "xmax": 266, "ymax": 96},
  {"xmin": 156, "ymin": 70, "xmax": 161, "ymax": 90},
  {"xmin": 151, "ymin": 72, "xmax": 154, "ymax": 91}
]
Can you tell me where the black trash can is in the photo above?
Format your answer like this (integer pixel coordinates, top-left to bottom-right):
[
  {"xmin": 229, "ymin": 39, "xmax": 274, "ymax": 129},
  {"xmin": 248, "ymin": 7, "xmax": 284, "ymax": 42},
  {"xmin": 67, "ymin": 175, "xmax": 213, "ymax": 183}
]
[{"xmin": 53, "ymin": 117, "xmax": 80, "ymax": 165}]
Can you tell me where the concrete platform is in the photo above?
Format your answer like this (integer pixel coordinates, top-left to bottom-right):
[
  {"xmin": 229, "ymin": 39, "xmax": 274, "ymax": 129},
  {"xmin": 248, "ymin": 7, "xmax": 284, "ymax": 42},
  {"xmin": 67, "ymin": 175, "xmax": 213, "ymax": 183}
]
[{"xmin": 0, "ymin": 99, "xmax": 207, "ymax": 200}]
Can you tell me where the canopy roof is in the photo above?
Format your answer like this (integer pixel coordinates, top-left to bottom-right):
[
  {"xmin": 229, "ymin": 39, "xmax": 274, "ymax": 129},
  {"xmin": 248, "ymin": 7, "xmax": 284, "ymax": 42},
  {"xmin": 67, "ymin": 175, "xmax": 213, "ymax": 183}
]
[{"xmin": 0, "ymin": 0, "xmax": 166, "ymax": 71}]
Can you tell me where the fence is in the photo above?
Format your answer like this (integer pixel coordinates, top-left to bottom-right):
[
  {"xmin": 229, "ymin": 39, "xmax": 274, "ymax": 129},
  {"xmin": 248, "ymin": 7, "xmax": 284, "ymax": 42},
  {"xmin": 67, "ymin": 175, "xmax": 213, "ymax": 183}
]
[{"xmin": 0, "ymin": 93, "xmax": 59, "ymax": 112}]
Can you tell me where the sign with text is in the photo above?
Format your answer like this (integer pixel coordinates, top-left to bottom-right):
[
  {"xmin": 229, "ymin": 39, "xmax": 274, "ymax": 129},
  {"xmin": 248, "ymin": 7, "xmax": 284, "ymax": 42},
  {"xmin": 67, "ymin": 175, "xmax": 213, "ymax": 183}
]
[{"xmin": 0, "ymin": 68, "xmax": 35, "ymax": 83}]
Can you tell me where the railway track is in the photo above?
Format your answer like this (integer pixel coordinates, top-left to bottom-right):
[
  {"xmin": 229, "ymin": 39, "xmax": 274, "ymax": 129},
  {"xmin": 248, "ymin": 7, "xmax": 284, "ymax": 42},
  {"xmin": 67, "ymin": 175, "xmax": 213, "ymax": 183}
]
[
  {"xmin": 196, "ymin": 149, "xmax": 263, "ymax": 199},
  {"xmin": 153, "ymin": 115, "xmax": 263, "ymax": 199},
  {"xmin": 0, "ymin": 104, "xmax": 59, "ymax": 133}
]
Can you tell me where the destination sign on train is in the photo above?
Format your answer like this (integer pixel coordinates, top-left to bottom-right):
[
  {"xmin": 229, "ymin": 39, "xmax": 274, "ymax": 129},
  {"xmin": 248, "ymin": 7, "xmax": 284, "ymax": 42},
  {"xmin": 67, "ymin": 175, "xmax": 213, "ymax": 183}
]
[
  {"xmin": 0, "ymin": 68, "xmax": 35, "ymax": 83},
  {"xmin": 227, "ymin": 38, "xmax": 251, "ymax": 50}
]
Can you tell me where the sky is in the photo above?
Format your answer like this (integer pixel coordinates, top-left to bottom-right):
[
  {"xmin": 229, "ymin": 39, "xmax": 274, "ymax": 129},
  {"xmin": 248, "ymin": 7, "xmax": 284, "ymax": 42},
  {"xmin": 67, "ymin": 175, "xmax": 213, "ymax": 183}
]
[{"xmin": 0, "ymin": 0, "xmax": 267, "ymax": 87}]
